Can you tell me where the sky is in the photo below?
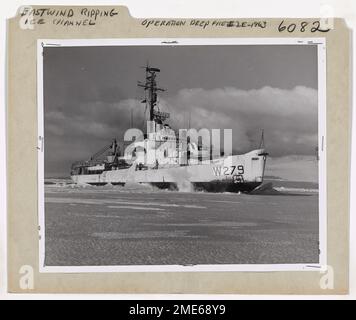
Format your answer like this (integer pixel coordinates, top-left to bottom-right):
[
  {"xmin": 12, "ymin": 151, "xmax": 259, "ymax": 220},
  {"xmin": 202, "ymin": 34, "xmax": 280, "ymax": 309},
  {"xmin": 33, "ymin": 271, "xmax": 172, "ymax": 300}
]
[{"xmin": 43, "ymin": 44, "xmax": 318, "ymax": 177}]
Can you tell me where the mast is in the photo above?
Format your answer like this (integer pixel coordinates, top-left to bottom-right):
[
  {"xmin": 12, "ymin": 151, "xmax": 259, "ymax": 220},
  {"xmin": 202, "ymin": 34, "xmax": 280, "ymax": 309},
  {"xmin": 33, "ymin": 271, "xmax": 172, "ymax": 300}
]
[
  {"xmin": 258, "ymin": 129, "xmax": 265, "ymax": 149},
  {"xmin": 138, "ymin": 65, "xmax": 169, "ymax": 123}
]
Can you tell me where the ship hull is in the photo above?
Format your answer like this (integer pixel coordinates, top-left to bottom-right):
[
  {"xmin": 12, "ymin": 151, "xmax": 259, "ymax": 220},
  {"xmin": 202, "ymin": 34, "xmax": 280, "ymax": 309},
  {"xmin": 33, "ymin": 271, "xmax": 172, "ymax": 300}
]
[
  {"xmin": 192, "ymin": 181, "xmax": 261, "ymax": 193},
  {"xmin": 151, "ymin": 181, "xmax": 262, "ymax": 193},
  {"xmin": 71, "ymin": 149, "xmax": 267, "ymax": 193},
  {"xmin": 84, "ymin": 181, "xmax": 261, "ymax": 193}
]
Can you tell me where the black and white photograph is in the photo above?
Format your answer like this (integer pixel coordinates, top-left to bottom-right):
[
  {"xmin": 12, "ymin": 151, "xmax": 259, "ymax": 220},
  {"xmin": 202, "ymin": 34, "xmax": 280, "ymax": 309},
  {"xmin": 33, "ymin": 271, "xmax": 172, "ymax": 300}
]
[{"xmin": 38, "ymin": 39, "xmax": 326, "ymax": 271}]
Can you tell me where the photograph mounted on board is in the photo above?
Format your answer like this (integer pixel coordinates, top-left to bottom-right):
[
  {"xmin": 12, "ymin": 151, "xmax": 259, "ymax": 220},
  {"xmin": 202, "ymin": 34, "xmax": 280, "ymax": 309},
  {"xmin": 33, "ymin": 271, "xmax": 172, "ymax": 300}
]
[{"xmin": 38, "ymin": 38, "xmax": 326, "ymax": 271}]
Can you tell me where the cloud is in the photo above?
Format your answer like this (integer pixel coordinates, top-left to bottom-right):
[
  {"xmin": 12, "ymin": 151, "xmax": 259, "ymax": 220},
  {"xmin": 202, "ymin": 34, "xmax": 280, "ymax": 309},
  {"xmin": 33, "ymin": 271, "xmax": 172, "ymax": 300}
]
[
  {"xmin": 162, "ymin": 85, "xmax": 318, "ymax": 155},
  {"xmin": 44, "ymin": 85, "xmax": 318, "ymax": 176}
]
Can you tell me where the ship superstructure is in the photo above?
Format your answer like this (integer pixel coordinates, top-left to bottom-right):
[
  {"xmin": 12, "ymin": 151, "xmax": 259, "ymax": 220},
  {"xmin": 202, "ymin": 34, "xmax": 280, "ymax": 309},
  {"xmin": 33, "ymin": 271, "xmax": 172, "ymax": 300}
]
[{"xmin": 71, "ymin": 66, "xmax": 268, "ymax": 192}]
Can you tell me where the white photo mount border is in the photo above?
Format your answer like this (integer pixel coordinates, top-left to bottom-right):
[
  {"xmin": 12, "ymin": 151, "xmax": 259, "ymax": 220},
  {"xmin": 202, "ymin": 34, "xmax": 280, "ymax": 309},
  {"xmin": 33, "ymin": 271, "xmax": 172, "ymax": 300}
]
[{"xmin": 37, "ymin": 37, "xmax": 327, "ymax": 273}]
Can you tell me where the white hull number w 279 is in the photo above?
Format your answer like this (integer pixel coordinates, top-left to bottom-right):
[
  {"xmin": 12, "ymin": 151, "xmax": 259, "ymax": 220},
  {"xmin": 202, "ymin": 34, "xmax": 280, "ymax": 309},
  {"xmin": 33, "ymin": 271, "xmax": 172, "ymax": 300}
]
[{"xmin": 212, "ymin": 165, "xmax": 244, "ymax": 176}]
